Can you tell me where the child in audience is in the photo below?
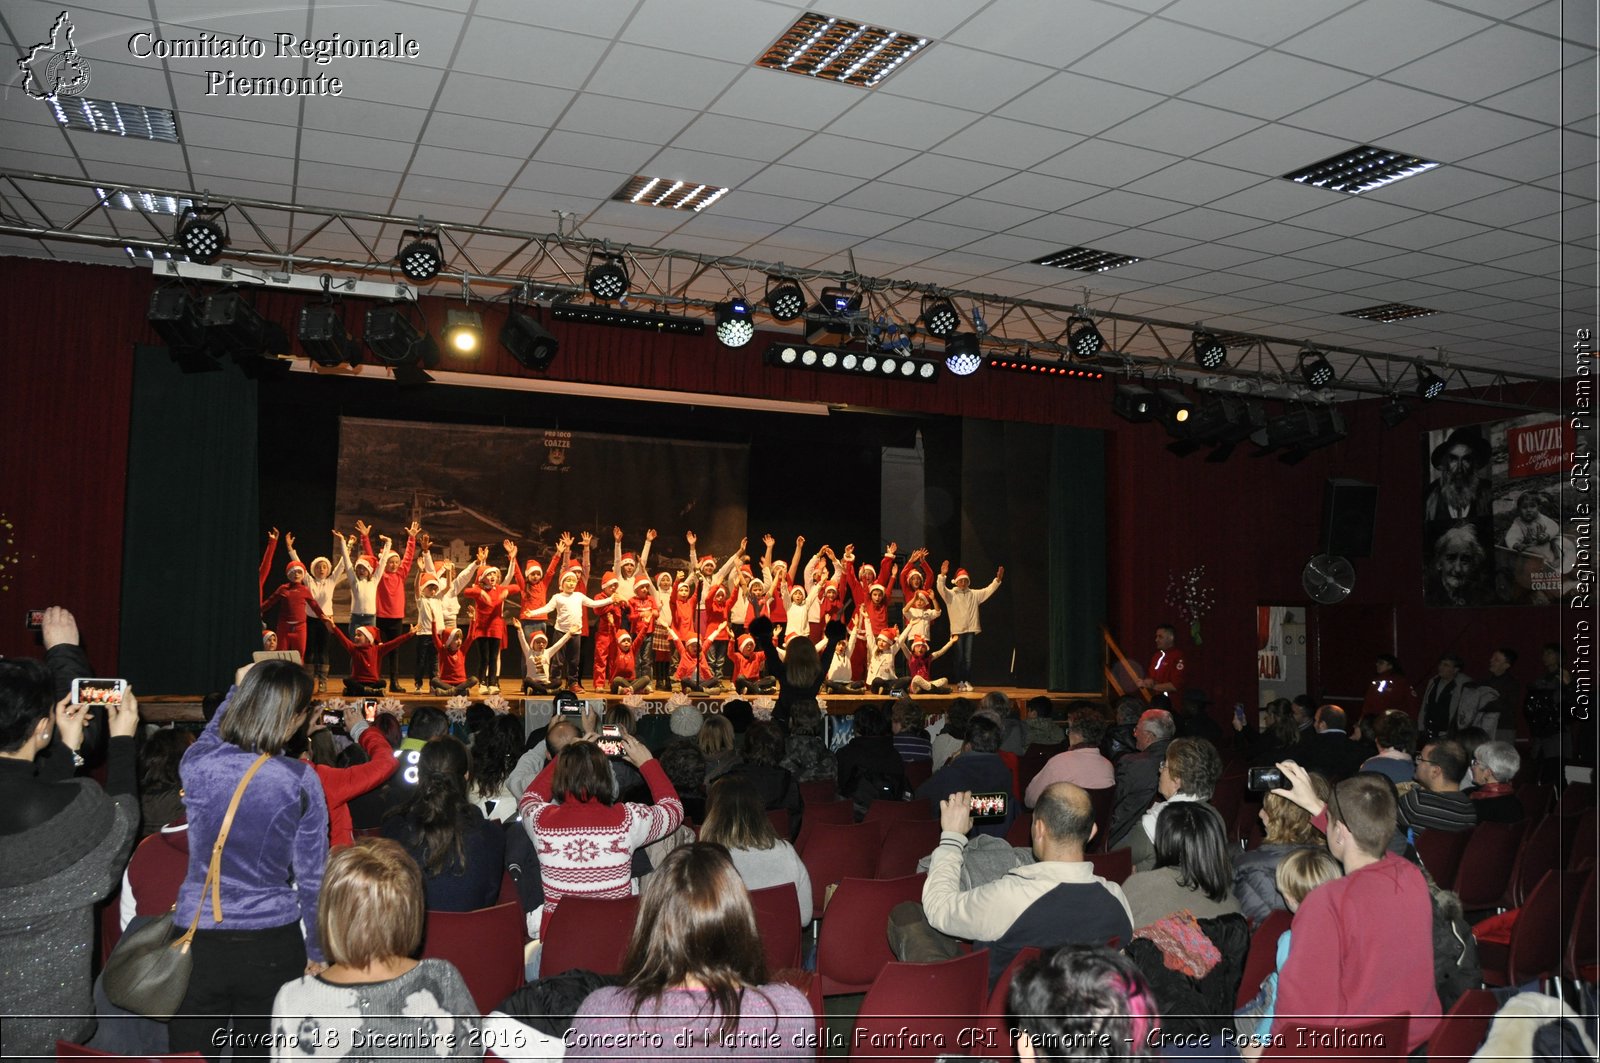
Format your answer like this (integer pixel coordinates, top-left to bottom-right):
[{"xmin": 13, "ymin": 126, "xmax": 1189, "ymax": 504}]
[
  {"xmin": 1234, "ymin": 847, "xmax": 1343, "ymax": 1045},
  {"xmin": 269, "ymin": 838, "xmax": 480, "ymax": 1060}
]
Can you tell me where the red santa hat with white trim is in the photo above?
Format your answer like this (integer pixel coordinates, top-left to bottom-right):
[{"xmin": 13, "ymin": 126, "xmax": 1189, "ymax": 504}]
[
  {"xmin": 357, "ymin": 625, "xmax": 380, "ymax": 644},
  {"xmin": 600, "ymin": 570, "xmax": 620, "ymax": 593},
  {"xmin": 738, "ymin": 633, "xmax": 757, "ymax": 653},
  {"xmin": 355, "ymin": 554, "xmax": 377, "ymax": 574},
  {"xmin": 524, "ymin": 558, "xmax": 543, "ymax": 580},
  {"xmin": 634, "ymin": 576, "xmax": 654, "ymax": 594},
  {"xmin": 285, "ymin": 559, "xmax": 307, "ymax": 577},
  {"xmin": 955, "ymin": 568, "xmax": 970, "ymax": 583}
]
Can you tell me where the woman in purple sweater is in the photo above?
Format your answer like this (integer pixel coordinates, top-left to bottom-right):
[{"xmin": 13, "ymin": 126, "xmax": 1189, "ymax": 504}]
[
  {"xmin": 169, "ymin": 660, "xmax": 329, "ymax": 1062},
  {"xmin": 569, "ymin": 843, "xmax": 812, "ymax": 1059}
]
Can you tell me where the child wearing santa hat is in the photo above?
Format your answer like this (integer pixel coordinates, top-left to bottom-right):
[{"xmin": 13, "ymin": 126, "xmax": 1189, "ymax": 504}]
[
  {"xmin": 897, "ymin": 547, "xmax": 934, "ymax": 610},
  {"xmin": 901, "ymin": 588, "xmax": 942, "ymax": 644},
  {"xmin": 823, "ymin": 619, "xmax": 863, "ymax": 693},
  {"xmin": 611, "ymin": 524, "xmax": 655, "ymax": 592},
  {"xmin": 339, "ymin": 522, "xmax": 382, "ymax": 642},
  {"xmin": 289, "ymin": 532, "xmax": 348, "ymax": 692},
  {"xmin": 373, "ymin": 522, "xmax": 420, "ymax": 692},
  {"xmin": 525, "ymin": 556, "xmax": 615, "ymax": 692},
  {"xmin": 730, "ymin": 633, "xmax": 776, "ymax": 695},
  {"xmin": 433, "ymin": 627, "xmax": 473, "ymax": 696},
  {"xmin": 905, "ymin": 633, "xmax": 958, "ymax": 693},
  {"xmin": 461, "ymin": 541, "xmax": 522, "ymax": 694},
  {"xmin": 261, "ymin": 532, "xmax": 321, "ymax": 663},
  {"xmin": 323, "ymin": 618, "xmax": 415, "ymax": 696},
  {"xmin": 669, "ymin": 633, "xmax": 710, "ymax": 693},
  {"xmin": 625, "ymin": 576, "xmax": 671, "ymax": 691},
  {"xmin": 607, "ymin": 630, "xmax": 652, "ymax": 694},
  {"xmin": 863, "ymin": 620, "xmax": 906, "ymax": 694},
  {"xmin": 413, "ymin": 568, "xmax": 447, "ymax": 694},
  {"xmin": 513, "ymin": 624, "xmax": 573, "ymax": 694},
  {"xmin": 935, "ymin": 559, "xmax": 1005, "ymax": 693},
  {"xmin": 511, "ymin": 532, "xmax": 569, "ymax": 651},
  {"xmin": 590, "ymin": 569, "xmax": 627, "ymax": 690},
  {"xmin": 418, "ymin": 534, "xmax": 479, "ymax": 641}
]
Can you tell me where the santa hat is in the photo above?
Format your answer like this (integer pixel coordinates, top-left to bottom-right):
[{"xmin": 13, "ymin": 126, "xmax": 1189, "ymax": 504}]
[
  {"xmin": 912, "ymin": 589, "xmax": 932, "ymax": 607},
  {"xmin": 789, "ymin": 585, "xmax": 806, "ymax": 600},
  {"xmin": 738, "ymin": 634, "xmax": 756, "ymax": 652},
  {"xmin": 859, "ymin": 563, "xmax": 878, "ymax": 578},
  {"xmin": 698, "ymin": 554, "xmax": 716, "ymax": 569},
  {"xmin": 955, "ymin": 568, "xmax": 970, "ymax": 582},
  {"xmin": 739, "ymin": 563, "xmax": 753, "ymax": 579},
  {"xmin": 355, "ymin": 554, "xmax": 376, "ymax": 574},
  {"xmin": 601, "ymin": 570, "xmax": 620, "ymax": 592},
  {"xmin": 685, "ymin": 634, "xmax": 701, "ymax": 648},
  {"xmin": 634, "ymin": 576, "xmax": 654, "ymax": 593},
  {"xmin": 310, "ymin": 555, "xmax": 332, "ymax": 574},
  {"xmin": 524, "ymin": 559, "xmax": 543, "ymax": 579},
  {"xmin": 479, "ymin": 566, "xmax": 500, "ymax": 583},
  {"xmin": 620, "ymin": 551, "xmax": 638, "ymax": 565},
  {"xmin": 875, "ymin": 626, "xmax": 897, "ymax": 644},
  {"xmin": 617, "ymin": 630, "xmax": 634, "ymax": 646},
  {"xmin": 357, "ymin": 625, "xmax": 380, "ymax": 644},
  {"xmin": 868, "ymin": 581, "xmax": 886, "ymax": 596},
  {"xmin": 531, "ymin": 630, "xmax": 548, "ymax": 645},
  {"xmin": 712, "ymin": 584, "xmax": 728, "ymax": 599},
  {"xmin": 445, "ymin": 626, "xmax": 463, "ymax": 642},
  {"xmin": 285, "ymin": 559, "xmax": 307, "ymax": 577},
  {"xmin": 564, "ymin": 562, "xmax": 584, "ymax": 580},
  {"xmin": 910, "ymin": 634, "xmax": 929, "ymax": 651},
  {"xmin": 822, "ymin": 583, "xmax": 839, "ymax": 597},
  {"xmin": 421, "ymin": 574, "xmax": 446, "ymax": 593}
]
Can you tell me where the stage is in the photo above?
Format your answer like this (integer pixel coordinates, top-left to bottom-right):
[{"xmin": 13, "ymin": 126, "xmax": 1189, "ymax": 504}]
[{"xmin": 135, "ymin": 686, "xmax": 1097, "ymax": 725}]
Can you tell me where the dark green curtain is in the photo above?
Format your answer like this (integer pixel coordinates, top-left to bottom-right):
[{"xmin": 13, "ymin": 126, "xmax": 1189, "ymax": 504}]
[
  {"xmin": 1049, "ymin": 426, "xmax": 1106, "ymax": 691},
  {"xmin": 119, "ymin": 345, "xmax": 260, "ymax": 693}
]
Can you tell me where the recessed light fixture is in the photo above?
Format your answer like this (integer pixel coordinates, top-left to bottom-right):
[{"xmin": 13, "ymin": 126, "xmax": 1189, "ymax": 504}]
[
  {"xmin": 1283, "ymin": 145, "xmax": 1440, "ymax": 195},
  {"xmin": 1030, "ymin": 247, "xmax": 1140, "ymax": 273},
  {"xmin": 97, "ymin": 187, "xmax": 193, "ymax": 215},
  {"xmin": 612, "ymin": 175, "xmax": 730, "ymax": 213},
  {"xmin": 1343, "ymin": 302, "xmax": 1438, "ymax": 322},
  {"xmin": 755, "ymin": 12, "xmax": 929, "ymax": 88},
  {"xmin": 50, "ymin": 97, "xmax": 180, "ymax": 142}
]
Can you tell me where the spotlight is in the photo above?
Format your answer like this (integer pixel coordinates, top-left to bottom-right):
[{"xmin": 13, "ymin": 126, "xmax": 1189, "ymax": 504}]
[
  {"xmin": 1380, "ymin": 397, "xmax": 1411, "ymax": 427},
  {"xmin": 1298, "ymin": 349, "xmax": 1335, "ymax": 390},
  {"xmin": 1415, "ymin": 364, "xmax": 1445, "ymax": 401},
  {"xmin": 500, "ymin": 308, "xmax": 558, "ymax": 371},
  {"xmin": 443, "ymin": 309, "xmax": 483, "ymax": 354},
  {"xmin": 365, "ymin": 304, "xmax": 439, "ymax": 386},
  {"xmin": 805, "ymin": 287, "xmax": 860, "ymax": 344},
  {"xmin": 298, "ymin": 303, "xmax": 361, "ymax": 368},
  {"xmin": 1067, "ymin": 316, "xmax": 1105, "ymax": 360},
  {"xmin": 819, "ymin": 286, "xmax": 859, "ymax": 316},
  {"xmin": 396, "ymin": 229, "xmax": 443, "ymax": 283},
  {"xmin": 1153, "ymin": 388, "xmax": 1195, "ymax": 432},
  {"xmin": 765, "ymin": 277, "xmax": 805, "ymax": 322},
  {"xmin": 147, "ymin": 286, "xmax": 208, "ymax": 356},
  {"xmin": 1251, "ymin": 405, "xmax": 1347, "ymax": 462},
  {"xmin": 585, "ymin": 255, "xmax": 630, "ymax": 301},
  {"xmin": 1192, "ymin": 331, "xmax": 1227, "ymax": 370},
  {"xmin": 1112, "ymin": 384, "xmax": 1156, "ymax": 423},
  {"xmin": 714, "ymin": 299, "xmax": 755, "ymax": 348},
  {"xmin": 944, "ymin": 333, "xmax": 982, "ymax": 376},
  {"xmin": 202, "ymin": 291, "xmax": 289, "ymax": 360},
  {"xmin": 175, "ymin": 207, "xmax": 227, "ymax": 264},
  {"xmin": 921, "ymin": 296, "xmax": 961, "ymax": 338},
  {"xmin": 1166, "ymin": 396, "xmax": 1268, "ymax": 461}
]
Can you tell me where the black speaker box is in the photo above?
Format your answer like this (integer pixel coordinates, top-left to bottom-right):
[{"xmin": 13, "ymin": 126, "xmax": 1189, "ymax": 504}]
[{"xmin": 1322, "ymin": 479, "xmax": 1379, "ymax": 558}]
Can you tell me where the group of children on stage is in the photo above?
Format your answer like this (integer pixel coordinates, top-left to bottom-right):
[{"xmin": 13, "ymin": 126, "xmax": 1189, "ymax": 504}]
[{"xmin": 259, "ymin": 524, "xmax": 1003, "ymax": 697}]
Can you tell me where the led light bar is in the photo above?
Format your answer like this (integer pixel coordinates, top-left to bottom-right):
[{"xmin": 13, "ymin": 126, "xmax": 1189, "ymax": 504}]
[
  {"xmin": 985, "ymin": 356, "xmax": 1103, "ymax": 379},
  {"xmin": 552, "ymin": 303, "xmax": 705, "ymax": 335}
]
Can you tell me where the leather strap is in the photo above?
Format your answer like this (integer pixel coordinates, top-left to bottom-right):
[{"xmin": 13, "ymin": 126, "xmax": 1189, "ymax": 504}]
[{"xmin": 174, "ymin": 752, "xmax": 272, "ymax": 950}]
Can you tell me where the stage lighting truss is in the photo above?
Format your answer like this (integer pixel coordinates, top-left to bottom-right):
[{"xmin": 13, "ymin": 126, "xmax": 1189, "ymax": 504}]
[
  {"xmin": 715, "ymin": 299, "xmax": 755, "ymax": 348},
  {"xmin": 501, "ymin": 306, "xmax": 559, "ymax": 371},
  {"xmin": 551, "ymin": 303, "xmax": 704, "ymax": 335},
  {"xmin": 1415, "ymin": 362, "xmax": 1446, "ymax": 401},
  {"xmin": 1192, "ymin": 330, "xmax": 1227, "ymax": 370},
  {"xmin": 396, "ymin": 229, "xmax": 444, "ymax": 283},
  {"xmin": 985, "ymin": 355, "xmax": 1103, "ymax": 380},
  {"xmin": 297, "ymin": 302, "xmax": 361, "ymax": 368},
  {"xmin": 175, "ymin": 206, "xmax": 227, "ymax": 264},
  {"xmin": 920, "ymin": 295, "xmax": 961, "ymax": 338},
  {"xmin": 444, "ymin": 308, "xmax": 483, "ymax": 354},
  {"xmin": 944, "ymin": 333, "xmax": 982, "ymax": 377},
  {"xmin": 1067, "ymin": 316, "xmax": 1106, "ymax": 360},
  {"xmin": 765, "ymin": 277, "xmax": 806, "ymax": 323},
  {"xmin": 765, "ymin": 342, "xmax": 939, "ymax": 381},
  {"xmin": 585, "ymin": 254, "xmax": 630, "ymax": 301},
  {"xmin": 1298, "ymin": 349, "xmax": 1335, "ymax": 390}
]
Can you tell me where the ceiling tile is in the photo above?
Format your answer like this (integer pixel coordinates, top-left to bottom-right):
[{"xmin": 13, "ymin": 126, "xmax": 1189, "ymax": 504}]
[
  {"xmin": 706, "ymin": 68, "xmax": 863, "ymax": 128},
  {"xmin": 882, "ymin": 218, "xmax": 989, "ymax": 250},
  {"xmin": 878, "ymin": 154, "xmax": 1014, "ymax": 195},
  {"xmin": 1478, "ymin": 71, "xmax": 1580, "ymax": 126},
  {"xmin": 944, "ymin": 0, "xmax": 1144, "ymax": 67},
  {"xmin": 1291, "ymin": 197, "xmax": 1422, "ymax": 237},
  {"xmin": 533, "ymin": 130, "xmax": 657, "ymax": 175},
  {"xmin": 396, "ymin": 173, "xmax": 506, "ymax": 209},
  {"xmin": 451, "ymin": 18, "xmax": 608, "ymax": 88},
  {"xmin": 1161, "ymin": 242, "xmax": 1271, "ymax": 270},
  {"xmin": 1182, "ymin": 51, "xmax": 1367, "ymax": 120},
  {"xmin": 713, "ymin": 189, "xmax": 822, "ymax": 226},
  {"xmin": 1158, "ymin": 0, "xmax": 1363, "ymax": 46},
  {"xmin": 179, "ymin": 113, "xmax": 296, "ymax": 155},
  {"xmin": 618, "ymin": 0, "xmax": 797, "ymax": 63},
  {"xmin": 672, "ymin": 113, "xmax": 812, "ymax": 163},
  {"xmin": 419, "ymin": 115, "xmax": 547, "ymax": 159},
  {"xmin": 1461, "ymin": 128, "xmax": 1580, "ymax": 183},
  {"xmin": 1195, "ymin": 123, "xmax": 1351, "ymax": 175},
  {"xmin": 1284, "ymin": 80, "xmax": 1462, "ymax": 142},
  {"xmin": 1206, "ymin": 180, "xmax": 1330, "ymax": 222},
  {"xmin": 1103, "ymin": 100, "xmax": 1264, "ymax": 159},
  {"xmin": 1094, "ymin": 228, "xmax": 1199, "ymax": 258},
  {"xmin": 470, "ymin": 0, "xmax": 633, "ymax": 36},
  {"xmin": 1287, "ymin": 237, "xmax": 1407, "ymax": 266},
  {"xmin": 1512, "ymin": 0, "xmax": 1597, "ymax": 46},
  {"xmin": 961, "ymin": 232, "xmax": 1079, "ymax": 262},
  {"xmin": 1059, "ymin": 189, "xmax": 1189, "ymax": 226},
  {"xmin": 974, "ymin": 171, "xmax": 1105, "ymax": 212},
  {"xmin": 926, "ymin": 197, "xmax": 1044, "ymax": 232},
  {"xmin": 1431, "ymin": 230, "xmax": 1554, "ymax": 265},
  {"xmin": 1389, "ymin": 106, "xmax": 1554, "ymax": 167},
  {"xmin": 1365, "ymin": 166, "xmax": 1516, "ymax": 210},
  {"xmin": 1387, "ymin": 25, "xmax": 1575, "ymax": 103},
  {"xmin": 1033, "ymin": 139, "xmax": 1183, "ymax": 186},
  {"xmin": 1142, "ymin": 206, "xmax": 1269, "ymax": 240},
  {"xmin": 825, "ymin": 93, "xmax": 981, "ymax": 151},
  {"xmin": 1013, "ymin": 214, "xmax": 1127, "ymax": 247},
  {"xmin": 636, "ymin": 147, "xmax": 770, "ymax": 187},
  {"xmin": 997, "ymin": 72, "xmax": 1165, "ymax": 136},
  {"xmin": 741, "ymin": 165, "xmax": 866, "ymax": 202},
  {"xmin": 795, "ymin": 204, "xmax": 905, "ymax": 239},
  {"xmin": 410, "ymin": 144, "xmax": 523, "ymax": 184},
  {"xmin": 435, "ymin": 73, "xmax": 574, "ymax": 126},
  {"xmin": 1220, "ymin": 224, "xmax": 1338, "ymax": 254},
  {"xmin": 1362, "ymin": 213, "xmax": 1490, "ymax": 250},
  {"xmin": 586, "ymin": 43, "xmax": 743, "ymax": 110},
  {"xmin": 1122, "ymin": 161, "xmax": 1264, "ymax": 205},
  {"xmin": 779, "ymin": 134, "xmax": 918, "ymax": 179},
  {"xmin": 300, "ymin": 127, "xmax": 415, "ymax": 170},
  {"xmin": 510, "ymin": 159, "xmax": 637, "ymax": 197},
  {"xmin": 297, "ymin": 161, "xmax": 403, "ymax": 197},
  {"xmin": 835, "ymin": 182, "xmax": 961, "ymax": 218},
  {"xmin": 1277, "ymin": 0, "xmax": 1493, "ymax": 76},
  {"xmin": 1439, "ymin": 185, "xmax": 1569, "ymax": 227},
  {"xmin": 307, "ymin": 4, "xmax": 469, "ymax": 68},
  {"xmin": 1069, "ymin": 19, "xmax": 1262, "ymax": 95},
  {"xmin": 932, "ymin": 117, "xmax": 1082, "ymax": 170},
  {"xmin": 879, "ymin": 47, "xmax": 1054, "ymax": 113}
]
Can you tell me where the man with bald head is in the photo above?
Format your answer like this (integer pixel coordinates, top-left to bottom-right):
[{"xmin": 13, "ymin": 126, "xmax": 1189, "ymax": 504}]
[{"xmin": 889, "ymin": 781, "xmax": 1134, "ymax": 984}]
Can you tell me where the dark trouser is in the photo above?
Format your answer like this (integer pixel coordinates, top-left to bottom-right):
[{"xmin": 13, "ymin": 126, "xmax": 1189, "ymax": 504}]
[
  {"xmin": 472, "ymin": 636, "xmax": 502, "ymax": 683},
  {"xmin": 654, "ymin": 657, "xmax": 672, "ymax": 687},
  {"xmin": 953, "ymin": 632, "xmax": 975, "ymax": 684},
  {"xmin": 377, "ymin": 617, "xmax": 406, "ymax": 685},
  {"xmin": 706, "ymin": 641, "xmax": 729, "ymax": 681},
  {"xmin": 414, "ymin": 635, "xmax": 438, "ymax": 686},
  {"xmin": 870, "ymin": 678, "xmax": 899, "ymax": 694},
  {"xmin": 736, "ymin": 676, "xmax": 777, "ymax": 694},
  {"xmin": 305, "ymin": 618, "xmax": 329, "ymax": 676},
  {"xmin": 169, "ymin": 922, "xmax": 306, "ymax": 1063},
  {"xmin": 611, "ymin": 676, "xmax": 652, "ymax": 694},
  {"xmin": 343, "ymin": 678, "xmax": 385, "ymax": 696},
  {"xmin": 437, "ymin": 680, "xmax": 473, "ymax": 696},
  {"xmin": 557, "ymin": 635, "xmax": 581, "ymax": 688}
]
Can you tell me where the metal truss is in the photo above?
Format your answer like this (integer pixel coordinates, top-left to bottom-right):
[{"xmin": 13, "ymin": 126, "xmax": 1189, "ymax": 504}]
[{"xmin": 0, "ymin": 169, "xmax": 1561, "ymax": 411}]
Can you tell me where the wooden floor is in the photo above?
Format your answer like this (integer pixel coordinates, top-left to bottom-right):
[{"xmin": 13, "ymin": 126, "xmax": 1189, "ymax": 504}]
[{"xmin": 137, "ymin": 685, "xmax": 1099, "ymax": 723}]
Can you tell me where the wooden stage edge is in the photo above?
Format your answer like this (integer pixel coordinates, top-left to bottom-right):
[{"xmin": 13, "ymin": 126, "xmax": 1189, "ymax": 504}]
[{"xmin": 136, "ymin": 686, "xmax": 1101, "ymax": 725}]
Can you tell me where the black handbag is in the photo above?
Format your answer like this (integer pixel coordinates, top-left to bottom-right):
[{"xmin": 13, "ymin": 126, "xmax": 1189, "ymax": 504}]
[{"xmin": 103, "ymin": 753, "xmax": 271, "ymax": 1021}]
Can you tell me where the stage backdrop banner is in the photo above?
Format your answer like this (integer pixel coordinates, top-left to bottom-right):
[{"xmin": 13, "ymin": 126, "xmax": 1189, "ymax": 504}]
[
  {"xmin": 328, "ymin": 418, "xmax": 749, "ymax": 613},
  {"xmin": 1421, "ymin": 414, "xmax": 1577, "ymax": 607}
]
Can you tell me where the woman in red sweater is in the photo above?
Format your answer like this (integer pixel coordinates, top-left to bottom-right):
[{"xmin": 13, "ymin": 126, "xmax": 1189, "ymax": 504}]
[{"xmin": 518, "ymin": 732, "xmax": 682, "ymax": 939}]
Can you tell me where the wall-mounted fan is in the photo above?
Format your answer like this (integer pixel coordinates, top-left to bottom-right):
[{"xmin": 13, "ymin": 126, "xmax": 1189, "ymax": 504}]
[{"xmin": 1301, "ymin": 554, "xmax": 1355, "ymax": 604}]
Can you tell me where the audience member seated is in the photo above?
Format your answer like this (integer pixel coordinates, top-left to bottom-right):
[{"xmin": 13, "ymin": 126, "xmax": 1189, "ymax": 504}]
[
  {"xmin": 1232, "ymin": 775, "xmax": 1332, "ymax": 926},
  {"xmin": 778, "ymin": 698, "xmax": 836, "ymax": 783},
  {"xmin": 726, "ymin": 720, "xmax": 803, "ymax": 838},
  {"xmin": 930, "ymin": 698, "xmax": 975, "ymax": 770},
  {"xmin": 468, "ymin": 713, "xmax": 526, "ymax": 822},
  {"xmin": 1007, "ymin": 945, "xmax": 1161, "ymax": 1061},
  {"xmin": 352, "ymin": 704, "xmax": 451, "ymax": 829},
  {"xmin": 1025, "ymin": 711, "xmax": 1113, "ymax": 808},
  {"xmin": 271, "ymin": 838, "xmax": 480, "ymax": 1057},
  {"xmin": 306, "ymin": 701, "xmax": 398, "ymax": 847},
  {"xmin": 698, "ymin": 775, "xmax": 811, "ymax": 928},
  {"xmin": 982, "ymin": 690, "xmax": 1028, "ymax": 756},
  {"xmin": 0, "ymin": 611, "xmax": 140, "ymax": 1060},
  {"xmin": 700, "ymin": 713, "xmax": 741, "ymax": 783},
  {"xmin": 1234, "ymin": 698, "xmax": 1303, "ymax": 769},
  {"xmin": 1291, "ymin": 705, "xmax": 1366, "ymax": 780},
  {"xmin": 1397, "ymin": 738, "xmax": 1476, "ymax": 834},
  {"xmin": 835, "ymin": 704, "xmax": 908, "ymax": 817},
  {"xmin": 520, "ymin": 731, "xmax": 682, "ymax": 937},
  {"xmin": 381, "ymin": 736, "xmax": 505, "ymax": 912},
  {"xmin": 137, "ymin": 727, "xmax": 191, "ymax": 838},
  {"xmin": 1358, "ymin": 711, "xmax": 1417, "ymax": 784},
  {"xmin": 1234, "ymin": 847, "xmax": 1343, "ymax": 1043},
  {"xmin": 1120, "ymin": 802, "xmax": 1242, "ymax": 929},
  {"xmin": 1023, "ymin": 694, "xmax": 1066, "ymax": 747},
  {"xmin": 891, "ymin": 697, "xmax": 933, "ymax": 762},
  {"xmin": 1117, "ymin": 736, "xmax": 1223, "ymax": 872},
  {"xmin": 1108, "ymin": 709, "xmax": 1175, "ymax": 848},
  {"xmin": 915, "ymin": 714, "xmax": 1015, "ymax": 838},
  {"xmin": 888, "ymin": 782, "xmax": 1133, "ymax": 984},
  {"xmin": 1174, "ymin": 688, "xmax": 1224, "ymax": 746},
  {"xmin": 660, "ymin": 739, "xmax": 709, "ymax": 825},
  {"xmin": 1468, "ymin": 741, "xmax": 1524, "ymax": 823},
  {"xmin": 1263, "ymin": 762, "xmax": 1440, "ymax": 1054},
  {"xmin": 506, "ymin": 714, "xmax": 580, "ymax": 804},
  {"xmin": 569, "ymin": 843, "xmax": 812, "ymax": 1059},
  {"xmin": 1100, "ymin": 695, "xmax": 1144, "ymax": 763}
]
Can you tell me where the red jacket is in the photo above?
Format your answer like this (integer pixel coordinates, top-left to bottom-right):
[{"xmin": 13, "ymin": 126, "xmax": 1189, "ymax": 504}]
[
  {"xmin": 609, "ymin": 643, "xmax": 638, "ymax": 682},
  {"xmin": 262, "ymin": 582, "xmax": 319, "ymax": 629},
  {"xmin": 514, "ymin": 552, "xmax": 563, "ymax": 619},
  {"xmin": 330, "ymin": 626, "xmax": 413, "ymax": 683},
  {"xmin": 462, "ymin": 582, "xmax": 518, "ymax": 642},
  {"xmin": 312, "ymin": 725, "xmax": 398, "ymax": 847},
  {"xmin": 434, "ymin": 631, "xmax": 467, "ymax": 686},
  {"xmin": 372, "ymin": 535, "xmax": 416, "ymax": 619},
  {"xmin": 730, "ymin": 647, "xmax": 765, "ymax": 680}
]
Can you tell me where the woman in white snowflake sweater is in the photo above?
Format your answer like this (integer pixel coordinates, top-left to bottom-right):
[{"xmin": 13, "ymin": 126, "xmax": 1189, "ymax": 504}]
[{"xmin": 518, "ymin": 731, "xmax": 682, "ymax": 939}]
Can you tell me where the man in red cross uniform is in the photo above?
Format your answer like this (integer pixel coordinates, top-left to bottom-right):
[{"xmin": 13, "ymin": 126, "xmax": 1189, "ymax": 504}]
[{"xmin": 1138, "ymin": 624, "xmax": 1185, "ymax": 709}]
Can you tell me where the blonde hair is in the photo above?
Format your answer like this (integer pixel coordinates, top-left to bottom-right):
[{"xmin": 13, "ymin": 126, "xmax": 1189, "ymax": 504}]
[
  {"xmin": 1261, "ymin": 773, "xmax": 1332, "ymax": 846},
  {"xmin": 318, "ymin": 838, "xmax": 425, "ymax": 969},
  {"xmin": 1274, "ymin": 846, "xmax": 1342, "ymax": 907},
  {"xmin": 698, "ymin": 714, "xmax": 734, "ymax": 758}
]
